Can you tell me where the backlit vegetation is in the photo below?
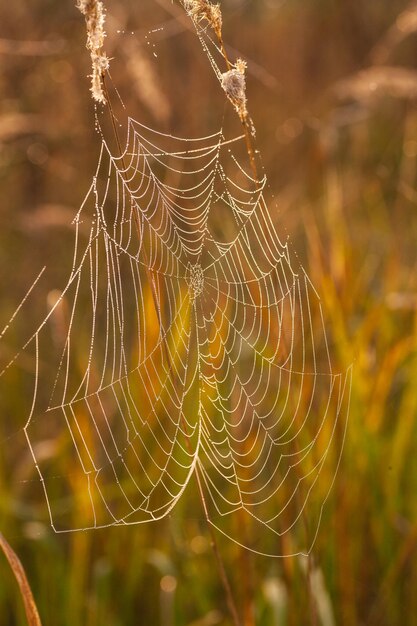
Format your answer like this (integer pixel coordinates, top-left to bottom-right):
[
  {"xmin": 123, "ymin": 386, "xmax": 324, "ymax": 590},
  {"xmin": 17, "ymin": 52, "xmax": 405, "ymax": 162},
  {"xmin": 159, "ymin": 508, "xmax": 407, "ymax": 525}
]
[{"xmin": 1, "ymin": 1, "xmax": 417, "ymax": 625}]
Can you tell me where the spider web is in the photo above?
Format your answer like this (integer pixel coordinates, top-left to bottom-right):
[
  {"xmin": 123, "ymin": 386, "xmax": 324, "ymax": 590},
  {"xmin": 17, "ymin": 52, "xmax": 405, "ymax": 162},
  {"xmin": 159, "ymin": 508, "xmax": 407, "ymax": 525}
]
[
  {"xmin": 5, "ymin": 113, "xmax": 351, "ymax": 557},
  {"xmin": 0, "ymin": 7, "xmax": 352, "ymax": 557}
]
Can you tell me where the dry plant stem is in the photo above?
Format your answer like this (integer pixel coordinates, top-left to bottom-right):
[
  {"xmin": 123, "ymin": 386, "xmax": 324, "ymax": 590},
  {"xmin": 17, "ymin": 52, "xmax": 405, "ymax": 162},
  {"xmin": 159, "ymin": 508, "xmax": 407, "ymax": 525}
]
[
  {"xmin": 207, "ymin": 14, "xmax": 321, "ymax": 623},
  {"xmin": 182, "ymin": 2, "xmax": 258, "ymax": 182},
  {"xmin": 241, "ymin": 118, "xmax": 258, "ymax": 182},
  {"xmin": 0, "ymin": 532, "xmax": 42, "ymax": 626},
  {"xmin": 102, "ymin": 76, "xmax": 242, "ymax": 626},
  {"xmin": 196, "ymin": 10, "xmax": 320, "ymax": 624},
  {"xmin": 216, "ymin": 29, "xmax": 231, "ymax": 71},
  {"xmin": 208, "ymin": 21, "xmax": 258, "ymax": 181}
]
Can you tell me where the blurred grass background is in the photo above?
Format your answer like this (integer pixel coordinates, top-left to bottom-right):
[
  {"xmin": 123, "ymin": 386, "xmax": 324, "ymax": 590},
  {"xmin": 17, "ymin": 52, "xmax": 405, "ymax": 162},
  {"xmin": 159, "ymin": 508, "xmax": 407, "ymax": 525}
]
[{"xmin": 1, "ymin": 0, "xmax": 417, "ymax": 624}]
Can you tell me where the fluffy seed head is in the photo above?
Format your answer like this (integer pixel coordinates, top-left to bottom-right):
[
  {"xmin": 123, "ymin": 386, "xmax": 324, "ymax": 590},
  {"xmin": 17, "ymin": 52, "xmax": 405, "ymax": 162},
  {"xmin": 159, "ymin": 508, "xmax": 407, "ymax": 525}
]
[{"xmin": 221, "ymin": 59, "xmax": 248, "ymax": 118}]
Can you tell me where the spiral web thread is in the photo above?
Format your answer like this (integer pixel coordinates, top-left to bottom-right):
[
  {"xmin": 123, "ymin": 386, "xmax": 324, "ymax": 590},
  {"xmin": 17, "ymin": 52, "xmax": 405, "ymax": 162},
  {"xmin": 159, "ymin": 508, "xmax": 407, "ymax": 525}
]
[{"xmin": 3, "ymin": 111, "xmax": 351, "ymax": 557}]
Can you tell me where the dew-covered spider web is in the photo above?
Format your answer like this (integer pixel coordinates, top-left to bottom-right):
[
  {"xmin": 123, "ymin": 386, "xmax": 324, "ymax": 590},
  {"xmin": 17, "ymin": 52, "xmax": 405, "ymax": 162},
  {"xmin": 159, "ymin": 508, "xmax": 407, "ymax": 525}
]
[
  {"xmin": 0, "ymin": 7, "xmax": 352, "ymax": 558},
  {"xmin": 3, "ymin": 115, "xmax": 351, "ymax": 557}
]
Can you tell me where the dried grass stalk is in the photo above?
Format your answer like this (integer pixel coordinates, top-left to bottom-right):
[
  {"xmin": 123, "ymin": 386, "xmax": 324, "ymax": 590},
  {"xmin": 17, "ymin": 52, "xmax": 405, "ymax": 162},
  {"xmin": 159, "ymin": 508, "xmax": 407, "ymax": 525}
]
[
  {"xmin": 76, "ymin": 0, "xmax": 109, "ymax": 103},
  {"xmin": 0, "ymin": 532, "xmax": 42, "ymax": 626}
]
